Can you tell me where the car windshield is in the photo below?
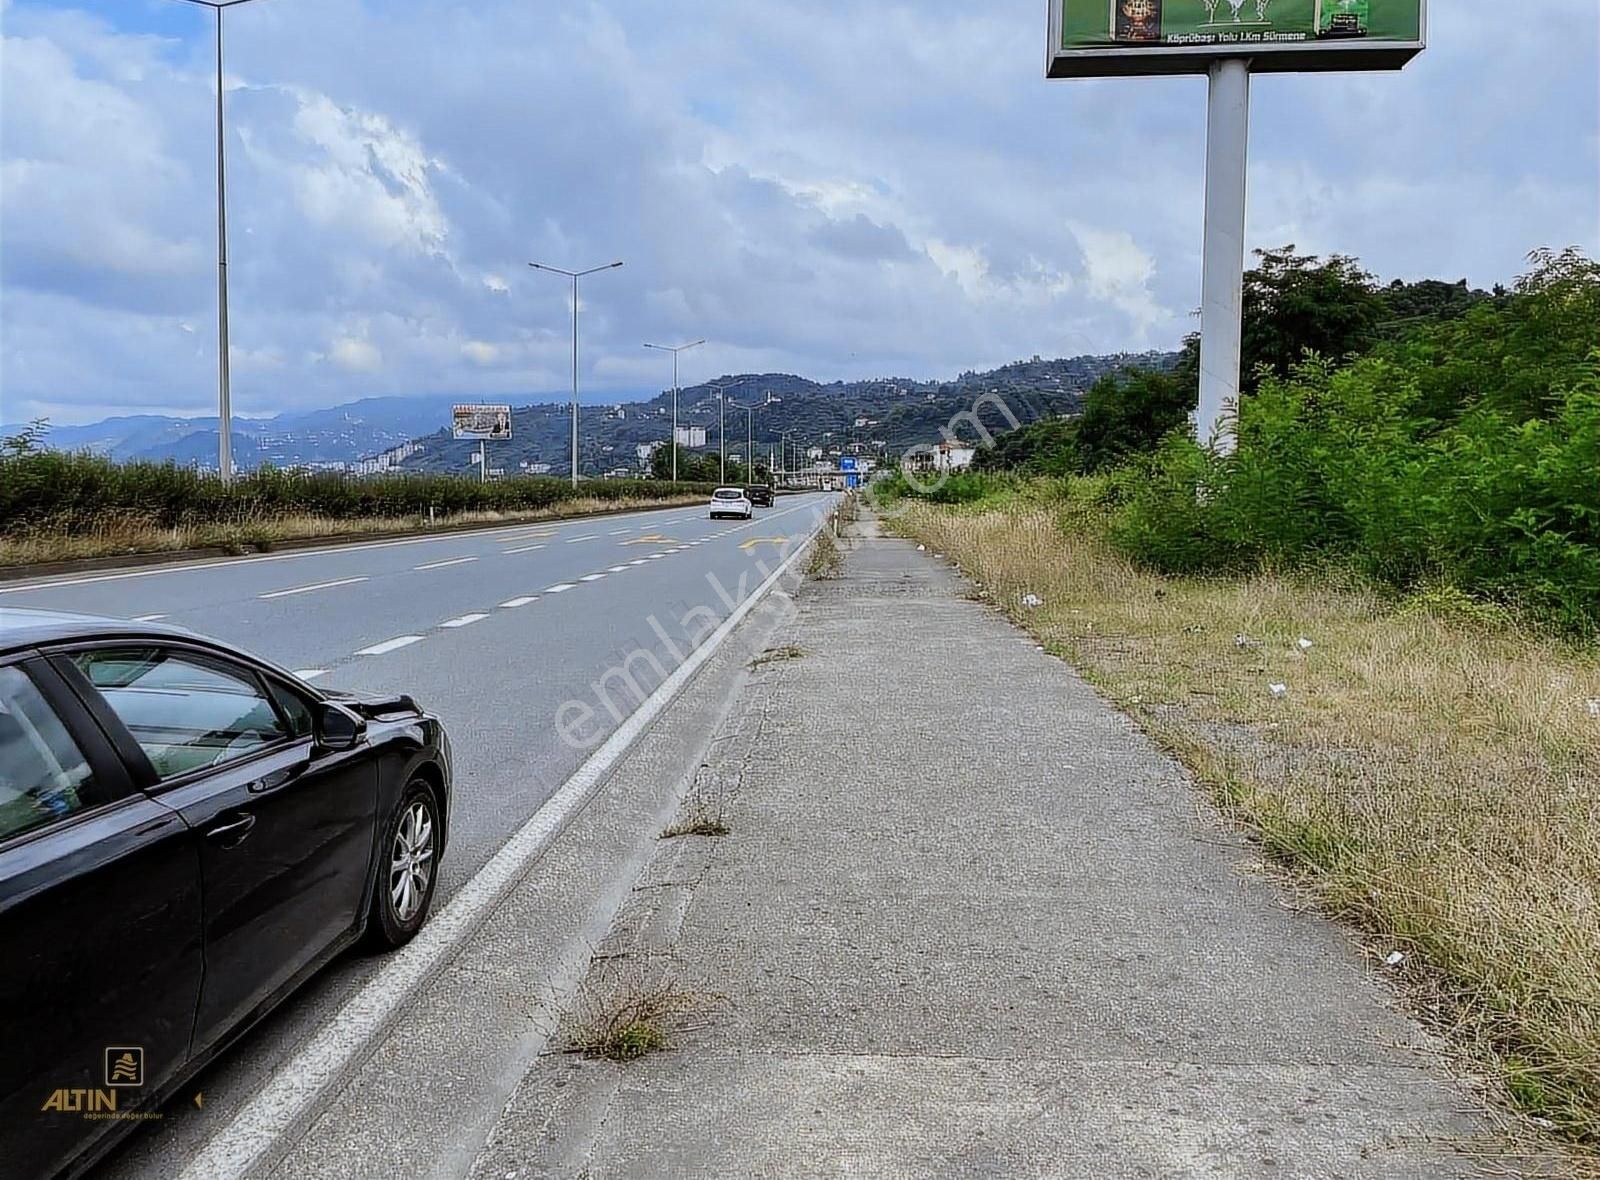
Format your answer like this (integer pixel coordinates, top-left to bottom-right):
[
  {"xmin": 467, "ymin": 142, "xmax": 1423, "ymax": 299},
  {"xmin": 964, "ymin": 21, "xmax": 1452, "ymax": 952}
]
[{"xmin": 713, "ymin": 490, "xmax": 743, "ymax": 499}]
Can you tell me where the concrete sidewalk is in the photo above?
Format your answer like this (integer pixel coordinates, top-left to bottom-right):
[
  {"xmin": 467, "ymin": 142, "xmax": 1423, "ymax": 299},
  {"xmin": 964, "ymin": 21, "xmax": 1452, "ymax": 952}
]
[{"xmin": 471, "ymin": 512, "xmax": 1544, "ymax": 1179}]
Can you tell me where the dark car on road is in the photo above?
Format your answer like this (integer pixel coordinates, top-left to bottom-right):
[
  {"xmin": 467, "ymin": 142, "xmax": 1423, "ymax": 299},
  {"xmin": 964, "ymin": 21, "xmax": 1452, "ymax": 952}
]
[
  {"xmin": 0, "ymin": 608, "xmax": 452, "ymax": 1180},
  {"xmin": 745, "ymin": 484, "xmax": 774, "ymax": 507}
]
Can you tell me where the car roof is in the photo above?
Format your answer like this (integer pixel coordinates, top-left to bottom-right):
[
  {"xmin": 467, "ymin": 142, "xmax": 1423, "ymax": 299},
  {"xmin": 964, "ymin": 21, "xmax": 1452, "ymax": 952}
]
[{"xmin": 0, "ymin": 606, "xmax": 207, "ymax": 657}]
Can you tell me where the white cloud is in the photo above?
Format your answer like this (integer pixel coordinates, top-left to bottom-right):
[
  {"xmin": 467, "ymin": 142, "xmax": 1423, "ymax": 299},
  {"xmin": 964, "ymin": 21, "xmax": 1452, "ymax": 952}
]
[
  {"xmin": 329, "ymin": 336, "xmax": 381, "ymax": 373},
  {"xmin": 1, "ymin": 0, "xmax": 1596, "ymax": 424}
]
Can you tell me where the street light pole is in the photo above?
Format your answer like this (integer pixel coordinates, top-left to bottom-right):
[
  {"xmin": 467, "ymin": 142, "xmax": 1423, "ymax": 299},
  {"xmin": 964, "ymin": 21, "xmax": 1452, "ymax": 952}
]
[
  {"xmin": 176, "ymin": 0, "xmax": 267, "ymax": 484},
  {"xmin": 530, "ymin": 260, "xmax": 624, "ymax": 487},
  {"xmin": 708, "ymin": 379, "xmax": 749, "ymax": 484},
  {"xmin": 730, "ymin": 391, "xmax": 779, "ymax": 485},
  {"xmin": 643, "ymin": 339, "xmax": 704, "ymax": 481}
]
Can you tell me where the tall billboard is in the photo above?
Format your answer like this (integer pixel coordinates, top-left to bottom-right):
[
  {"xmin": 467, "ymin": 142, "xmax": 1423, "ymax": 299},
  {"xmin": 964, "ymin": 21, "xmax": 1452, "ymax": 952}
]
[
  {"xmin": 1048, "ymin": 0, "xmax": 1424, "ymax": 77},
  {"xmin": 452, "ymin": 404, "xmax": 512, "ymax": 440}
]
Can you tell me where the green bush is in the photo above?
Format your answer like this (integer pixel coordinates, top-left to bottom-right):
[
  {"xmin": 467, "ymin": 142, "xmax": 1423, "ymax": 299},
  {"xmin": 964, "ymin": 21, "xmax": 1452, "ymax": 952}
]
[
  {"xmin": 0, "ymin": 453, "xmax": 714, "ymax": 537},
  {"xmin": 1102, "ymin": 270, "xmax": 1599, "ymax": 634}
]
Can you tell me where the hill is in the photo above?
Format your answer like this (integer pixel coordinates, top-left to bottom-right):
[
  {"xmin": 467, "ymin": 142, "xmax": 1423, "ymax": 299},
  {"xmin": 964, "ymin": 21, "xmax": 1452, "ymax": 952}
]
[{"xmin": 391, "ymin": 352, "xmax": 1175, "ymax": 477}]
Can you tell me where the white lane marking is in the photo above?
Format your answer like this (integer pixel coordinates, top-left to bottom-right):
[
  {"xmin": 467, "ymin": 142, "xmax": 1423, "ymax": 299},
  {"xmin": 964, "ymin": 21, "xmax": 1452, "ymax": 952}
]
[
  {"xmin": 414, "ymin": 557, "xmax": 477, "ymax": 571},
  {"xmin": 578, "ymin": 573, "xmax": 607, "ymax": 583},
  {"xmin": 171, "ymin": 511, "xmax": 822, "ymax": 1180},
  {"xmin": 439, "ymin": 613, "xmax": 488, "ymax": 628},
  {"xmin": 544, "ymin": 582, "xmax": 577, "ymax": 594},
  {"xmin": 607, "ymin": 528, "xmax": 629, "ymax": 535},
  {"xmin": 627, "ymin": 559, "xmax": 649, "ymax": 567},
  {"xmin": 605, "ymin": 565, "xmax": 628, "ymax": 573},
  {"xmin": 132, "ymin": 613, "xmax": 168, "ymax": 622},
  {"xmin": 648, "ymin": 552, "xmax": 668, "ymax": 559},
  {"xmin": 500, "ymin": 596, "xmax": 539, "ymax": 608},
  {"xmin": 258, "ymin": 576, "xmax": 368, "ymax": 600},
  {"xmin": 354, "ymin": 635, "xmax": 424, "ymax": 656},
  {"xmin": 292, "ymin": 669, "xmax": 328, "ymax": 681},
  {"xmin": 0, "ymin": 500, "xmax": 731, "ymax": 596},
  {"xmin": 503, "ymin": 544, "xmax": 547, "ymax": 555},
  {"xmin": 564, "ymin": 534, "xmax": 599, "ymax": 544}
]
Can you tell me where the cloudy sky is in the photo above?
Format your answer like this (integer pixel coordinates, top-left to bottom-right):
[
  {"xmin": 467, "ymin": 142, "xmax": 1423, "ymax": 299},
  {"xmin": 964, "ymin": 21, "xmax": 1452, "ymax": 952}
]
[{"xmin": 2, "ymin": 0, "xmax": 1596, "ymax": 425}]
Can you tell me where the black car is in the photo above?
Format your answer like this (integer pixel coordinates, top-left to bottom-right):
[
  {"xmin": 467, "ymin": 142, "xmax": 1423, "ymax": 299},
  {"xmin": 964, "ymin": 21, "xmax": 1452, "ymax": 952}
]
[
  {"xmin": 0, "ymin": 608, "xmax": 452, "ymax": 1180},
  {"xmin": 746, "ymin": 484, "xmax": 774, "ymax": 507}
]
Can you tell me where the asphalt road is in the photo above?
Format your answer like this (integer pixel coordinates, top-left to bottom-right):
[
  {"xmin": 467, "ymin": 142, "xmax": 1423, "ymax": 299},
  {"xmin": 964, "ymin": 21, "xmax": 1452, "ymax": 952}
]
[{"xmin": 0, "ymin": 491, "xmax": 832, "ymax": 1178}]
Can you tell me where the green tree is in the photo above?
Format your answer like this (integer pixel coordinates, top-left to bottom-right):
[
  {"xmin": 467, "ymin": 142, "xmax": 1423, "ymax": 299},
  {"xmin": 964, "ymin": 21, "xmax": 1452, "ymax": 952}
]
[
  {"xmin": 1074, "ymin": 368, "xmax": 1193, "ymax": 472},
  {"xmin": 1, "ymin": 418, "xmax": 50, "ymax": 457},
  {"xmin": 1237, "ymin": 246, "xmax": 1387, "ymax": 391}
]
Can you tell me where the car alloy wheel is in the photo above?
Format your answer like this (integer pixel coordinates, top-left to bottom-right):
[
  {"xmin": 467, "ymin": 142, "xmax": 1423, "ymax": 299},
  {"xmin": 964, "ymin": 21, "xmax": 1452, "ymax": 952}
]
[
  {"xmin": 389, "ymin": 798, "xmax": 434, "ymax": 923},
  {"xmin": 366, "ymin": 780, "xmax": 440, "ymax": 949}
]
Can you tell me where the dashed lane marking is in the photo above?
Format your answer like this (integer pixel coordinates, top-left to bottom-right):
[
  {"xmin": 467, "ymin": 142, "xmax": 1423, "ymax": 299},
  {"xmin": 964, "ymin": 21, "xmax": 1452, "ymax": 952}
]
[
  {"xmin": 259, "ymin": 576, "xmax": 368, "ymax": 600},
  {"xmin": 354, "ymin": 635, "xmax": 424, "ymax": 656},
  {"xmin": 414, "ymin": 557, "xmax": 478, "ymax": 571}
]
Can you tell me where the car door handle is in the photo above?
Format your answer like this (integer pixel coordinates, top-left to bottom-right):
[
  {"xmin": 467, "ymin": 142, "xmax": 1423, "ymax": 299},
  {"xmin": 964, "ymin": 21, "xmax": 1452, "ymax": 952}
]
[{"xmin": 206, "ymin": 813, "xmax": 257, "ymax": 847}]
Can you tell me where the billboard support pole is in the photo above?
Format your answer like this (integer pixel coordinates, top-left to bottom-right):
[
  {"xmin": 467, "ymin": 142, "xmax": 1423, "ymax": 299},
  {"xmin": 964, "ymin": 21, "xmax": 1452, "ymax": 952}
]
[{"xmin": 1197, "ymin": 57, "xmax": 1250, "ymax": 456}]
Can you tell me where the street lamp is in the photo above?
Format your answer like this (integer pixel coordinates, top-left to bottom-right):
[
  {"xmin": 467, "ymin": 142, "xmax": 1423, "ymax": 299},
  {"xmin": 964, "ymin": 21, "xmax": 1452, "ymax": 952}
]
[
  {"xmin": 643, "ymin": 339, "xmax": 704, "ymax": 482},
  {"xmin": 529, "ymin": 260, "xmax": 624, "ymax": 487},
  {"xmin": 730, "ymin": 391, "xmax": 780, "ymax": 485},
  {"xmin": 708, "ymin": 379, "xmax": 750, "ymax": 484},
  {"xmin": 174, "ymin": 0, "xmax": 268, "ymax": 484},
  {"xmin": 780, "ymin": 428, "xmax": 798, "ymax": 486}
]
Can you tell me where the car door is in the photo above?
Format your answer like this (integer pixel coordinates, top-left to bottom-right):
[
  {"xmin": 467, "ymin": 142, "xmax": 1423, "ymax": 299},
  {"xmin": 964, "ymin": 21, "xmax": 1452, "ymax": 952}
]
[
  {"xmin": 63, "ymin": 645, "xmax": 379, "ymax": 1057},
  {"xmin": 0, "ymin": 656, "xmax": 204, "ymax": 1180}
]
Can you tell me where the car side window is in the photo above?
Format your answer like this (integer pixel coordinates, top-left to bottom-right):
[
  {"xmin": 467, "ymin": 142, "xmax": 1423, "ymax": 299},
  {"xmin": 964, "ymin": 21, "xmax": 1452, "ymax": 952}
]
[
  {"xmin": 73, "ymin": 648, "xmax": 288, "ymax": 780},
  {"xmin": 0, "ymin": 665, "xmax": 97, "ymax": 841}
]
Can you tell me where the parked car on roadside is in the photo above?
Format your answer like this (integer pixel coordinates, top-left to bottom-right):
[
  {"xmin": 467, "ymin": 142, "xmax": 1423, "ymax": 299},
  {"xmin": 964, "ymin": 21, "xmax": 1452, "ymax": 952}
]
[
  {"xmin": 0, "ymin": 608, "xmax": 453, "ymax": 1180},
  {"xmin": 709, "ymin": 487, "xmax": 753, "ymax": 520},
  {"xmin": 746, "ymin": 484, "xmax": 774, "ymax": 507}
]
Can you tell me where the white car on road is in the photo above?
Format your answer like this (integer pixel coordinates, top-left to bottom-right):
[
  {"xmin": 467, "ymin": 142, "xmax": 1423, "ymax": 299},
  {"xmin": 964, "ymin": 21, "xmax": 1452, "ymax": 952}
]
[{"xmin": 708, "ymin": 487, "xmax": 753, "ymax": 520}]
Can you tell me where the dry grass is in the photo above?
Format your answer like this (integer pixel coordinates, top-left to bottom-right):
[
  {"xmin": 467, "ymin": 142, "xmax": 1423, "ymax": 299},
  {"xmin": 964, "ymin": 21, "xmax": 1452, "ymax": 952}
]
[
  {"xmin": 890, "ymin": 498, "xmax": 1600, "ymax": 1149},
  {"xmin": 806, "ymin": 530, "xmax": 844, "ymax": 579},
  {"xmin": 0, "ymin": 495, "xmax": 706, "ymax": 568},
  {"xmin": 661, "ymin": 789, "xmax": 730, "ymax": 839},
  {"xmin": 749, "ymin": 644, "xmax": 805, "ymax": 669},
  {"xmin": 564, "ymin": 953, "xmax": 701, "ymax": 1062}
]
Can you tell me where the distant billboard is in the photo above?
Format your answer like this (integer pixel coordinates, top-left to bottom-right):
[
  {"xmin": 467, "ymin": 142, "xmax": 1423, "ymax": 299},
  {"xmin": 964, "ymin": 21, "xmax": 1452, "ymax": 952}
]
[
  {"xmin": 1048, "ymin": 0, "xmax": 1424, "ymax": 77},
  {"xmin": 452, "ymin": 404, "xmax": 512, "ymax": 440}
]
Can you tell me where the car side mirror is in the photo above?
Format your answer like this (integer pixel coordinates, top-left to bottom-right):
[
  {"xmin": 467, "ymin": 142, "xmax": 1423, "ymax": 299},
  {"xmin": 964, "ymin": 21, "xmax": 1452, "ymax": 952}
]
[{"xmin": 314, "ymin": 701, "xmax": 366, "ymax": 753}]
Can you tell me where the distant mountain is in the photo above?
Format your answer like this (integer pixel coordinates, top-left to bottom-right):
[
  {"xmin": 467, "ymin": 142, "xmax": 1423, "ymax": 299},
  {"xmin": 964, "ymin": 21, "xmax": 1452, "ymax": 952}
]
[
  {"xmin": 19, "ymin": 396, "xmax": 467, "ymax": 467},
  {"xmin": 15, "ymin": 352, "xmax": 1176, "ymax": 475},
  {"xmin": 392, "ymin": 352, "xmax": 1177, "ymax": 477}
]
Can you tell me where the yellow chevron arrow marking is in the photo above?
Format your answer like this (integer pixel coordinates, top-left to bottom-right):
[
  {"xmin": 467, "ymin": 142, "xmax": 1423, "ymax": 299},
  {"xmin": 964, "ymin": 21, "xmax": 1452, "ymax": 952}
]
[{"xmin": 739, "ymin": 537, "xmax": 790, "ymax": 552}]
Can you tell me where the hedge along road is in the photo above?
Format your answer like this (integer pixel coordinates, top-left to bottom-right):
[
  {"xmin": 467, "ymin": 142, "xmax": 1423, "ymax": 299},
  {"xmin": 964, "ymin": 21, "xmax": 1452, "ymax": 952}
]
[{"xmin": 0, "ymin": 491, "xmax": 834, "ymax": 1179}]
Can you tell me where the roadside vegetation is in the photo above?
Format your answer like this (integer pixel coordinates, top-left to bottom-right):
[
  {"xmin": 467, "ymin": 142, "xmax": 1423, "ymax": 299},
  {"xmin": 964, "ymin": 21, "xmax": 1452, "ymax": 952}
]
[
  {"xmin": 565, "ymin": 955, "xmax": 700, "ymax": 1062},
  {"xmin": 0, "ymin": 443, "xmax": 715, "ymax": 567},
  {"xmin": 876, "ymin": 247, "xmax": 1600, "ymax": 1145}
]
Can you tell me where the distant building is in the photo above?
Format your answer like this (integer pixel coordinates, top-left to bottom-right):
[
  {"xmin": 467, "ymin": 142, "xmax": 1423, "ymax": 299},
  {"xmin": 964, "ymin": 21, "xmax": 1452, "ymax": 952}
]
[
  {"xmin": 352, "ymin": 439, "xmax": 422, "ymax": 476},
  {"xmin": 904, "ymin": 441, "xmax": 976, "ymax": 476},
  {"xmin": 674, "ymin": 425, "xmax": 708, "ymax": 448},
  {"xmin": 636, "ymin": 441, "xmax": 663, "ymax": 466}
]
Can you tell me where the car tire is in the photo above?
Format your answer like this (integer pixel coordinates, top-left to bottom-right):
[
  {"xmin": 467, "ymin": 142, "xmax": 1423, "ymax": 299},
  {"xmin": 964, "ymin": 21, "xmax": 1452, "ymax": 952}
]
[{"xmin": 364, "ymin": 780, "xmax": 440, "ymax": 950}]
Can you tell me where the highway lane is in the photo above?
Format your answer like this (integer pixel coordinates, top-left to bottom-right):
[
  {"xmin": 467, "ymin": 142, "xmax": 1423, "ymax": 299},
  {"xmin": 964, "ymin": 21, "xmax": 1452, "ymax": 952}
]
[{"xmin": 0, "ymin": 491, "xmax": 833, "ymax": 1179}]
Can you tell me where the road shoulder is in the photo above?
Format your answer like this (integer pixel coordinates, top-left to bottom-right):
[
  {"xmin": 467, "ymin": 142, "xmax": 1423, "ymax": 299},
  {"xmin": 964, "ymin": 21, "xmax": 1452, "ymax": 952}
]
[{"xmin": 469, "ymin": 509, "xmax": 1558, "ymax": 1179}]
